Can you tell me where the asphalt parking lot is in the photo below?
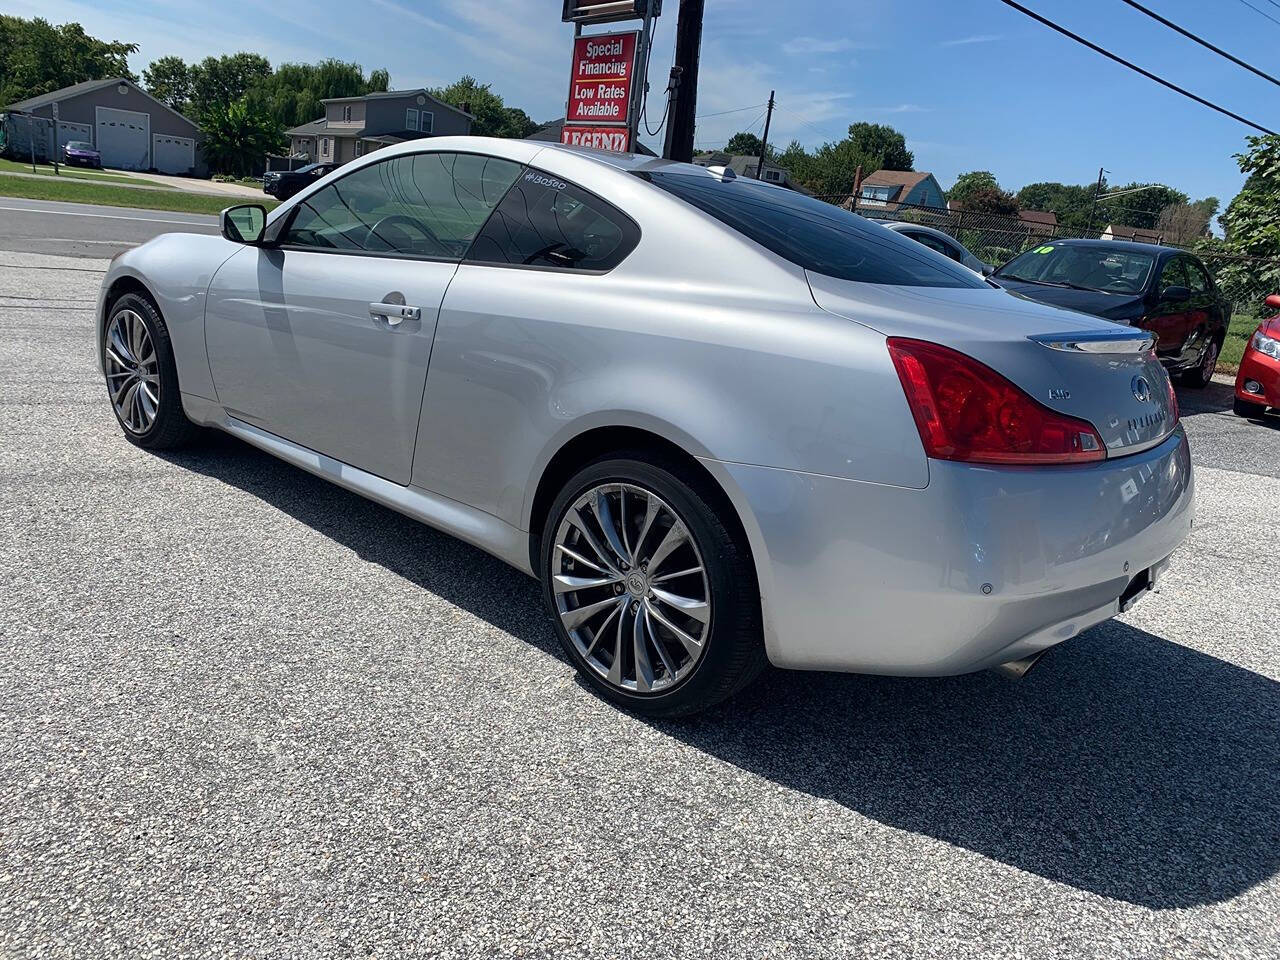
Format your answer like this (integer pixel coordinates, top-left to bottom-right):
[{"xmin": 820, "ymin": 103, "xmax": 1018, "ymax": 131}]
[{"xmin": 2, "ymin": 239, "xmax": 1279, "ymax": 958}]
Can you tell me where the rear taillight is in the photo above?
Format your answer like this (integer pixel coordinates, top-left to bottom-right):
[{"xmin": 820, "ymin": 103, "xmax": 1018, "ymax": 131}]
[{"xmin": 887, "ymin": 338, "xmax": 1106, "ymax": 465}]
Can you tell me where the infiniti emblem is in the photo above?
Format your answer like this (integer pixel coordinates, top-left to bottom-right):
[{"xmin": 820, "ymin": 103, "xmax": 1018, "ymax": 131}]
[{"xmin": 1131, "ymin": 375, "xmax": 1152, "ymax": 403}]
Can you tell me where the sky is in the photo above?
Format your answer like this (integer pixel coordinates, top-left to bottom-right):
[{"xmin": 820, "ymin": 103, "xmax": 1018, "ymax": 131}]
[{"xmin": 18, "ymin": 0, "xmax": 1280, "ymax": 208}]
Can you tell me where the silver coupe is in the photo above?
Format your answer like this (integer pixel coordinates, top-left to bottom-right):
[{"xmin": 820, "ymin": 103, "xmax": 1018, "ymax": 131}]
[{"xmin": 96, "ymin": 137, "xmax": 1194, "ymax": 716}]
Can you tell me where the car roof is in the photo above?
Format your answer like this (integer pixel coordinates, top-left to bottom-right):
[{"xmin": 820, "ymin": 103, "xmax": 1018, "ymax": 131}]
[
  {"xmin": 883, "ymin": 222, "xmax": 959, "ymax": 243},
  {"xmin": 1045, "ymin": 237, "xmax": 1180, "ymax": 258}
]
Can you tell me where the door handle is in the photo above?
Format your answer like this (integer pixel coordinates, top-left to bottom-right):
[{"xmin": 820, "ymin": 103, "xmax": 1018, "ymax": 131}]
[{"xmin": 369, "ymin": 302, "xmax": 421, "ymax": 326}]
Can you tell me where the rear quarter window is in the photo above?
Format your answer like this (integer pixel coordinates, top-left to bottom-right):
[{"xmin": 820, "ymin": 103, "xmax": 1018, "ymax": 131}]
[{"xmin": 644, "ymin": 172, "xmax": 985, "ymax": 288}]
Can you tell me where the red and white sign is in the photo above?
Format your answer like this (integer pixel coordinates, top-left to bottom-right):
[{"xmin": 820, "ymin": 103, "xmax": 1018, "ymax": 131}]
[
  {"xmin": 560, "ymin": 125, "xmax": 631, "ymax": 152},
  {"xmin": 566, "ymin": 31, "xmax": 638, "ymax": 127}
]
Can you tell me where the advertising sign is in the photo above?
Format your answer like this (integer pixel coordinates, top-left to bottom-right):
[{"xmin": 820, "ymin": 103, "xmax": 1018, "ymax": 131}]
[
  {"xmin": 562, "ymin": 0, "xmax": 661, "ymax": 25},
  {"xmin": 566, "ymin": 31, "xmax": 638, "ymax": 128},
  {"xmin": 560, "ymin": 125, "xmax": 631, "ymax": 152}
]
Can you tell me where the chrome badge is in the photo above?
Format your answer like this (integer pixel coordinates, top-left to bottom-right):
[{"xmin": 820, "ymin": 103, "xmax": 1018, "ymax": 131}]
[
  {"xmin": 1048, "ymin": 388, "xmax": 1071, "ymax": 401},
  {"xmin": 1131, "ymin": 375, "xmax": 1152, "ymax": 403}
]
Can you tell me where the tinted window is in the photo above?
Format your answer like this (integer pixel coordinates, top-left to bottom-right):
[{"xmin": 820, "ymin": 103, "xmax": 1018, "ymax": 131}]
[
  {"xmin": 1184, "ymin": 258, "xmax": 1211, "ymax": 294},
  {"xmin": 467, "ymin": 169, "xmax": 639, "ymax": 271},
  {"xmin": 1157, "ymin": 257, "xmax": 1189, "ymax": 294},
  {"xmin": 646, "ymin": 172, "xmax": 984, "ymax": 288},
  {"xmin": 906, "ymin": 230, "xmax": 961, "ymax": 262},
  {"xmin": 283, "ymin": 152, "xmax": 522, "ymax": 259},
  {"xmin": 997, "ymin": 244, "xmax": 1155, "ymax": 295}
]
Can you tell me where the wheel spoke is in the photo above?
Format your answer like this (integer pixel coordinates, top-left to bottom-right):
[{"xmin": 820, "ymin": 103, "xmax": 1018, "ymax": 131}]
[
  {"xmin": 651, "ymin": 565, "xmax": 703, "ymax": 585},
  {"xmin": 583, "ymin": 600, "xmax": 623, "ymax": 660},
  {"xmin": 646, "ymin": 522, "xmax": 687, "ymax": 574},
  {"xmin": 110, "ymin": 374, "xmax": 136, "ymax": 405},
  {"xmin": 105, "ymin": 346, "xmax": 131, "ymax": 371},
  {"xmin": 651, "ymin": 586, "xmax": 710, "ymax": 623},
  {"xmin": 644, "ymin": 606, "xmax": 678, "ymax": 680},
  {"xmin": 108, "ymin": 322, "xmax": 134, "ymax": 364},
  {"xmin": 646, "ymin": 599, "xmax": 703, "ymax": 657},
  {"xmin": 562, "ymin": 595, "xmax": 623, "ymax": 631},
  {"xmin": 607, "ymin": 603, "xmax": 627, "ymax": 686},
  {"xmin": 555, "ymin": 542, "xmax": 611, "ymax": 576},
  {"xmin": 633, "ymin": 495, "xmax": 660, "ymax": 563},
  {"xmin": 590, "ymin": 488, "xmax": 629, "ymax": 566},
  {"xmin": 633, "ymin": 603, "xmax": 654, "ymax": 692},
  {"xmin": 553, "ymin": 573, "xmax": 620, "ymax": 594},
  {"xmin": 568, "ymin": 507, "xmax": 622, "ymax": 576}
]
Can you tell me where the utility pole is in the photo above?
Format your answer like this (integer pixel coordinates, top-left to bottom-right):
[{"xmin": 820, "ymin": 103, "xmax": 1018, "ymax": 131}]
[
  {"xmin": 664, "ymin": 0, "xmax": 705, "ymax": 162},
  {"xmin": 755, "ymin": 90, "xmax": 775, "ymax": 179},
  {"xmin": 1086, "ymin": 166, "xmax": 1105, "ymax": 236}
]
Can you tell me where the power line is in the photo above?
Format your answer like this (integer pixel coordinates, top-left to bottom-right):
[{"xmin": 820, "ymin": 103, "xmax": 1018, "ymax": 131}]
[
  {"xmin": 695, "ymin": 102, "xmax": 766, "ymax": 120},
  {"xmin": 1233, "ymin": 0, "xmax": 1280, "ymax": 28},
  {"xmin": 1119, "ymin": 0, "xmax": 1280, "ymax": 89},
  {"xmin": 997, "ymin": 0, "xmax": 1277, "ymax": 135}
]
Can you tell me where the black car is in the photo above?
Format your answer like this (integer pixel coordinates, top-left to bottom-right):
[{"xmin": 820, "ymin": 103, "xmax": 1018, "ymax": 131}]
[
  {"xmin": 993, "ymin": 239, "xmax": 1230, "ymax": 387},
  {"xmin": 262, "ymin": 162, "xmax": 338, "ymax": 200}
]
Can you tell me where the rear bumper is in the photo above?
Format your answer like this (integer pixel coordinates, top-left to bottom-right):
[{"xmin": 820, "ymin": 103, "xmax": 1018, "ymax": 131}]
[
  {"xmin": 1236, "ymin": 347, "xmax": 1280, "ymax": 407},
  {"xmin": 705, "ymin": 426, "xmax": 1194, "ymax": 675}
]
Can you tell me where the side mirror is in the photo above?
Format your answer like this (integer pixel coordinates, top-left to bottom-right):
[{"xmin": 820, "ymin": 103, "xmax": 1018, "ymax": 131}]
[
  {"xmin": 1160, "ymin": 285, "xmax": 1191, "ymax": 303},
  {"xmin": 221, "ymin": 204, "xmax": 267, "ymax": 244},
  {"xmin": 1266, "ymin": 294, "xmax": 1280, "ymax": 311},
  {"xmin": 980, "ymin": 262, "xmax": 995, "ymax": 277}
]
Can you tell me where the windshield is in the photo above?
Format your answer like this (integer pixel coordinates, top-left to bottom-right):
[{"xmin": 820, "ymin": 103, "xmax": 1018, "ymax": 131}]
[
  {"xmin": 65, "ymin": 141, "xmax": 93, "ymax": 150},
  {"xmin": 644, "ymin": 171, "xmax": 985, "ymax": 288},
  {"xmin": 996, "ymin": 244, "xmax": 1155, "ymax": 295},
  {"xmin": 296, "ymin": 163, "xmax": 326, "ymax": 174}
]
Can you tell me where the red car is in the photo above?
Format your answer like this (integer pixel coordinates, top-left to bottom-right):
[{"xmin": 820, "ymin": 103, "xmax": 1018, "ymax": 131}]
[{"xmin": 1235, "ymin": 294, "xmax": 1280, "ymax": 418}]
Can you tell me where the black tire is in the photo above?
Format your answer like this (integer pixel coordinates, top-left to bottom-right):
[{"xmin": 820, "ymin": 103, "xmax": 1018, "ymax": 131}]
[
  {"xmin": 1179, "ymin": 334, "xmax": 1221, "ymax": 389},
  {"xmin": 103, "ymin": 292, "xmax": 200, "ymax": 450},
  {"xmin": 1234, "ymin": 395, "xmax": 1267, "ymax": 419},
  {"xmin": 541, "ymin": 453, "xmax": 766, "ymax": 718}
]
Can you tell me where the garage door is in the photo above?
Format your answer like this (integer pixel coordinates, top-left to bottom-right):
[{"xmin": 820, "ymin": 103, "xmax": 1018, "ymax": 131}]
[
  {"xmin": 56, "ymin": 121, "xmax": 92, "ymax": 144},
  {"xmin": 95, "ymin": 106, "xmax": 149, "ymax": 170},
  {"xmin": 153, "ymin": 134, "xmax": 195, "ymax": 175}
]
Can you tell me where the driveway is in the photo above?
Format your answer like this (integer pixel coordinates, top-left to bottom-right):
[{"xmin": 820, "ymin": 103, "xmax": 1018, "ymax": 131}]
[
  {"xmin": 112, "ymin": 170, "xmax": 264, "ymax": 198},
  {"xmin": 1, "ymin": 251, "xmax": 1277, "ymax": 959}
]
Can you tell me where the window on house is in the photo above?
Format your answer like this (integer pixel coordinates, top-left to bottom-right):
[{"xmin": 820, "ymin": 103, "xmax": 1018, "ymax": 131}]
[
  {"xmin": 343, "ymin": 105, "xmax": 352, "ymax": 122},
  {"xmin": 420, "ymin": 111, "xmax": 433, "ymax": 133},
  {"xmin": 405, "ymin": 108, "xmax": 418, "ymax": 130},
  {"xmin": 320, "ymin": 137, "xmax": 331, "ymax": 158},
  {"xmin": 861, "ymin": 185, "xmax": 895, "ymax": 201},
  {"xmin": 764, "ymin": 170, "xmax": 781, "ymax": 182},
  {"xmin": 355, "ymin": 140, "xmax": 364, "ymax": 158}
]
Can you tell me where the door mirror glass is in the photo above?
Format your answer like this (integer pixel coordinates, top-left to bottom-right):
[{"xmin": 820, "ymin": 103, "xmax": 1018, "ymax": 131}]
[
  {"xmin": 1266, "ymin": 294, "xmax": 1280, "ymax": 311},
  {"xmin": 221, "ymin": 204, "xmax": 267, "ymax": 244},
  {"xmin": 1160, "ymin": 284, "xmax": 1191, "ymax": 303},
  {"xmin": 980, "ymin": 262, "xmax": 995, "ymax": 277}
]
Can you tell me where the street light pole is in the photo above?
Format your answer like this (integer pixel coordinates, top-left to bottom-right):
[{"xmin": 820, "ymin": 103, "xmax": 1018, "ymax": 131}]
[{"xmin": 664, "ymin": 0, "xmax": 705, "ymax": 161}]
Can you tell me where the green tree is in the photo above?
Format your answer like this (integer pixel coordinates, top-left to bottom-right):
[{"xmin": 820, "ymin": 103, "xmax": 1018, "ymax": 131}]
[
  {"xmin": 1098, "ymin": 182, "xmax": 1189, "ymax": 231},
  {"xmin": 1016, "ymin": 181, "xmax": 1101, "ymax": 233},
  {"xmin": 1155, "ymin": 197, "xmax": 1218, "ymax": 245},
  {"xmin": 1215, "ymin": 135, "xmax": 1280, "ymax": 307},
  {"xmin": 0, "ymin": 15, "xmax": 136, "ymax": 105},
  {"xmin": 429, "ymin": 75, "xmax": 536, "ymax": 138},
  {"xmin": 200, "ymin": 98, "xmax": 284, "ymax": 176},
  {"xmin": 947, "ymin": 170, "xmax": 999, "ymax": 206},
  {"xmin": 725, "ymin": 130, "xmax": 768, "ymax": 157},
  {"xmin": 143, "ymin": 55, "xmax": 193, "ymax": 114},
  {"xmin": 253, "ymin": 59, "xmax": 388, "ymax": 128},
  {"xmin": 845, "ymin": 121, "xmax": 914, "ymax": 172},
  {"xmin": 188, "ymin": 52, "xmax": 272, "ymax": 121},
  {"xmin": 963, "ymin": 185, "xmax": 1020, "ymax": 217}
]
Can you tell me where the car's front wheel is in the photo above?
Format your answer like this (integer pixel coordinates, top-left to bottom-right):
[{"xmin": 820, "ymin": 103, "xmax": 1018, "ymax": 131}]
[
  {"xmin": 103, "ymin": 292, "xmax": 199, "ymax": 450},
  {"xmin": 1234, "ymin": 395, "xmax": 1268, "ymax": 418},
  {"xmin": 541, "ymin": 455, "xmax": 765, "ymax": 717},
  {"xmin": 1181, "ymin": 335, "xmax": 1221, "ymax": 388}
]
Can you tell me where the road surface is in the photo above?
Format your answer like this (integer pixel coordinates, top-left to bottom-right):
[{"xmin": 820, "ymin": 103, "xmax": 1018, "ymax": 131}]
[{"xmin": 0, "ymin": 196, "xmax": 217, "ymax": 259}]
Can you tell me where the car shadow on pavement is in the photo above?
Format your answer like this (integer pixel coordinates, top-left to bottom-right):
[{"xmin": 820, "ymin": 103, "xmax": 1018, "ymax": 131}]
[
  {"xmin": 1176, "ymin": 379, "xmax": 1236, "ymax": 416},
  {"xmin": 163, "ymin": 433, "xmax": 1280, "ymax": 913}
]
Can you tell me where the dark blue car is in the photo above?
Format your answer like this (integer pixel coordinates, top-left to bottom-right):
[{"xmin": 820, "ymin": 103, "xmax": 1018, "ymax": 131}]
[{"xmin": 993, "ymin": 238, "xmax": 1230, "ymax": 387}]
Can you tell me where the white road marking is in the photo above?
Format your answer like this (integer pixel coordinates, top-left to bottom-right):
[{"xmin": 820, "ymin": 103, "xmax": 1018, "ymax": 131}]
[{"xmin": 0, "ymin": 205, "xmax": 214, "ymax": 226}]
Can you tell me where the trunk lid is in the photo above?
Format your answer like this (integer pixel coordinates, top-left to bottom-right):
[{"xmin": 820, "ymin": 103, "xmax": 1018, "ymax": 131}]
[{"xmin": 807, "ymin": 273, "xmax": 1177, "ymax": 457}]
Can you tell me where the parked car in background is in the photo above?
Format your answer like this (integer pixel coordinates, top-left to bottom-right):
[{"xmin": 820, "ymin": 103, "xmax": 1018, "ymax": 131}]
[
  {"xmin": 884, "ymin": 222, "xmax": 993, "ymax": 276},
  {"xmin": 95, "ymin": 138, "xmax": 1193, "ymax": 716},
  {"xmin": 262, "ymin": 162, "xmax": 338, "ymax": 200},
  {"xmin": 993, "ymin": 239, "xmax": 1230, "ymax": 387},
  {"xmin": 1234, "ymin": 293, "xmax": 1280, "ymax": 419},
  {"xmin": 63, "ymin": 140, "xmax": 101, "ymax": 168}
]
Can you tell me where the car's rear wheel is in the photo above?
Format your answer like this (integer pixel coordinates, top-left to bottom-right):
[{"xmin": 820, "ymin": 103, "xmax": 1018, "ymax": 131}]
[
  {"xmin": 541, "ymin": 455, "xmax": 765, "ymax": 717},
  {"xmin": 103, "ymin": 292, "xmax": 199, "ymax": 450},
  {"xmin": 1234, "ymin": 395, "xmax": 1268, "ymax": 418},
  {"xmin": 1180, "ymin": 335, "xmax": 1221, "ymax": 388}
]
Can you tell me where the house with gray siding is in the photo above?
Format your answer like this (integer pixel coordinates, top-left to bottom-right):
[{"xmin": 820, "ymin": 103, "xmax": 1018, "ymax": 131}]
[
  {"xmin": 3, "ymin": 77, "xmax": 203, "ymax": 175},
  {"xmin": 285, "ymin": 89, "xmax": 473, "ymax": 165},
  {"xmin": 855, "ymin": 170, "xmax": 947, "ymax": 212}
]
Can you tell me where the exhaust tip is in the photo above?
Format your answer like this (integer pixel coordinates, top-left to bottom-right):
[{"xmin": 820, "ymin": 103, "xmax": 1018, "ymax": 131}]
[{"xmin": 992, "ymin": 648, "xmax": 1053, "ymax": 679}]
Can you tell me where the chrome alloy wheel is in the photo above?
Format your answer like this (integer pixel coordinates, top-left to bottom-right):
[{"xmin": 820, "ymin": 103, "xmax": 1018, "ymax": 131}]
[
  {"xmin": 104, "ymin": 309, "xmax": 160, "ymax": 434},
  {"xmin": 552, "ymin": 483, "xmax": 711, "ymax": 693}
]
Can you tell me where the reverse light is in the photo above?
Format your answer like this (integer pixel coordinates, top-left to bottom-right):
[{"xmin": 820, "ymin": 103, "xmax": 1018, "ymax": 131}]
[{"xmin": 887, "ymin": 338, "xmax": 1107, "ymax": 465}]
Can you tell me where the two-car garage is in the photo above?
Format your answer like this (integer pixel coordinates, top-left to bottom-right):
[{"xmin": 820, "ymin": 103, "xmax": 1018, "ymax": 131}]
[{"xmin": 4, "ymin": 77, "xmax": 204, "ymax": 176}]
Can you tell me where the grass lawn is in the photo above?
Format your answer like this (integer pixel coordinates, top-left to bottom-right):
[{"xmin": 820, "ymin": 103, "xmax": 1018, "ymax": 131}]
[
  {"xmin": 0, "ymin": 174, "xmax": 280, "ymax": 217},
  {"xmin": 1219, "ymin": 311, "xmax": 1260, "ymax": 373},
  {"xmin": 0, "ymin": 157, "xmax": 162, "ymax": 187}
]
